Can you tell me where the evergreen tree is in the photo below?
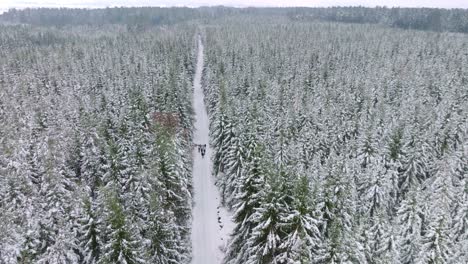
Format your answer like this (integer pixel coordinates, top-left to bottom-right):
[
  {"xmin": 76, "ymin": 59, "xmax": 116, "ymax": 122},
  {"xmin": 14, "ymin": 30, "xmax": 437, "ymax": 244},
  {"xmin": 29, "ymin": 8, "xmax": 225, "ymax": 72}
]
[
  {"xmin": 224, "ymin": 141, "xmax": 267, "ymax": 264},
  {"xmin": 246, "ymin": 169, "xmax": 286, "ymax": 263},
  {"xmin": 277, "ymin": 175, "xmax": 322, "ymax": 263},
  {"xmin": 223, "ymin": 132, "xmax": 246, "ymax": 208},
  {"xmin": 318, "ymin": 156, "xmax": 366, "ymax": 263},
  {"xmin": 397, "ymin": 188, "xmax": 424, "ymax": 264},
  {"xmin": 416, "ymin": 155, "xmax": 456, "ymax": 263},
  {"xmin": 145, "ymin": 193, "xmax": 181, "ymax": 264},
  {"xmin": 101, "ymin": 189, "xmax": 144, "ymax": 264},
  {"xmin": 36, "ymin": 226, "xmax": 79, "ymax": 264},
  {"xmin": 77, "ymin": 192, "xmax": 102, "ymax": 264}
]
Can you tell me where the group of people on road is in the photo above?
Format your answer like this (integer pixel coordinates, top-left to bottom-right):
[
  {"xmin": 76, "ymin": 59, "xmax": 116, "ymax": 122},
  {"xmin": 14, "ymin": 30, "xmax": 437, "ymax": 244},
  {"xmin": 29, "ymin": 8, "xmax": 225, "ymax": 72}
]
[{"xmin": 196, "ymin": 144, "xmax": 207, "ymax": 158}]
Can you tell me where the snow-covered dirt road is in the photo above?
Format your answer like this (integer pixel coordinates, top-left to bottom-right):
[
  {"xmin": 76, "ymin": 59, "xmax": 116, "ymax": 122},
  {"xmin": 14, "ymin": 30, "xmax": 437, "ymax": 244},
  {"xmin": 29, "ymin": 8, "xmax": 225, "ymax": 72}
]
[{"xmin": 191, "ymin": 35, "xmax": 233, "ymax": 264}]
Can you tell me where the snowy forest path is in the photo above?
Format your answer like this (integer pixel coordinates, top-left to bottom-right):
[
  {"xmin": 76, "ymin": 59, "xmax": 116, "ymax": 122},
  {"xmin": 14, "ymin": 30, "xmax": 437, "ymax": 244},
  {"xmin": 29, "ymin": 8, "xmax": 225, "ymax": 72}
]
[{"xmin": 191, "ymin": 35, "xmax": 233, "ymax": 264}]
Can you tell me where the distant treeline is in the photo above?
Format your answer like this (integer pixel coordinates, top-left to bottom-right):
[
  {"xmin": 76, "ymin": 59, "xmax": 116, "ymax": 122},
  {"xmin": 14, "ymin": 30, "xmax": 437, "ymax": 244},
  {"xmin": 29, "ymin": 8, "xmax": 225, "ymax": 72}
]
[
  {"xmin": 1, "ymin": 6, "xmax": 468, "ymax": 33},
  {"xmin": 288, "ymin": 7, "xmax": 468, "ymax": 33},
  {"xmin": 0, "ymin": 7, "xmax": 208, "ymax": 27}
]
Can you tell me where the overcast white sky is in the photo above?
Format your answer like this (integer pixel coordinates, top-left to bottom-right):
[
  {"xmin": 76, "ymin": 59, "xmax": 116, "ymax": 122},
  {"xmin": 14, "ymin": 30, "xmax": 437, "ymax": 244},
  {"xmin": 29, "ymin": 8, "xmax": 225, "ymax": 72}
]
[{"xmin": 1, "ymin": 0, "xmax": 468, "ymax": 14}]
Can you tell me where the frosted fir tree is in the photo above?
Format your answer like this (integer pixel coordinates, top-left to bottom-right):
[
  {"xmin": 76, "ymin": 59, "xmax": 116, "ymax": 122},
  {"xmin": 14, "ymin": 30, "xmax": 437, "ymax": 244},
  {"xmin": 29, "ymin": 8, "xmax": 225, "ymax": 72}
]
[
  {"xmin": 415, "ymin": 155, "xmax": 457, "ymax": 263},
  {"xmin": 297, "ymin": 129, "xmax": 316, "ymax": 173},
  {"xmin": 0, "ymin": 163, "xmax": 29, "ymax": 263},
  {"xmin": 101, "ymin": 136, "xmax": 123, "ymax": 188},
  {"xmin": 80, "ymin": 129, "xmax": 104, "ymax": 196},
  {"xmin": 215, "ymin": 130, "xmax": 234, "ymax": 203},
  {"xmin": 318, "ymin": 156, "xmax": 366, "ymax": 263},
  {"xmin": 224, "ymin": 141, "xmax": 268, "ymax": 264},
  {"xmin": 101, "ymin": 189, "xmax": 144, "ymax": 264},
  {"xmin": 66, "ymin": 129, "xmax": 84, "ymax": 183},
  {"xmin": 165, "ymin": 134, "xmax": 192, "ymax": 263},
  {"xmin": 223, "ymin": 132, "xmax": 246, "ymax": 208},
  {"xmin": 174, "ymin": 133, "xmax": 193, "ymax": 218},
  {"xmin": 145, "ymin": 193, "xmax": 182, "ymax": 264},
  {"xmin": 114, "ymin": 127, "xmax": 148, "ymax": 233},
  {"xmin": 277, "ymin": 175, "xmax": 322, "ymax": 263},
  {"xmin": 28, "ymin": 131, "xmax": 80, "ymax": 262},
  {"xmin": 452, "ymin": 194, "xmax": 468, "ymax": 262},
  {"xmin": 1, "ymin": 153, "xmax": 29, "ymax": 218},
  {"xmin": 396, "ymin": 188, "xmax": 424, "ymax": 264},
  {"xmin": 398, "ymin": 134, "xmax": 433, "ymax": 199},
  {"xmin": 356, "ymin": 130, "xmax": 378, "ymax": 169},
  {"xmin": 358, "ymin": 158, "xmax": 393, "ymax": 218},
  {"xmin": 363, "ymin": 211, "xmax": 399, "ymax": 263},
  {"xmin": 154, "ymin": 128, "xmax": 187, "ymax": 222},
  {"xmin": 77, "ymin": 191, "xmax": 103, "ymax": 264},
  {"xmin": 452, "ymin": 176, "xmax": 468, "ymax": 262},
  {"xmin": 17, "ymin": 223, "xmax": 43, "ymax": 263},
  {"xmin": 272, "ymin": 126, "xmax": 291, "ymax": 171},
  {"xmin": 24, "ymin": 128, "xmax": 47, "ymax": 190},
  {"xmin": 245, "ymin": 169, "xmax": 286, "ymax": 264},
  {"xmin": 36, "ymin": 226, "xmax": 79, "ymax": 264},
  {"xmin": 387, "ymin": 126, "xmax": 404, "ymax": 164},
  {"xmin": 416, "ymin": 217, "xmax": 452, "ymax": 264},
  {"xmin": 450, "ymin": 144, "xmax": 468, "ymax": 255},
  {"xmin": 127, "ymin": 169, "xmax": 152, "ymax": 235},
  {"xmin": 115, "ymin": 119, "xmax": 140, "ymax": 195},
  {"xmin": 211, "ymin": 80, "xmax": 235, "ymax": 183}
]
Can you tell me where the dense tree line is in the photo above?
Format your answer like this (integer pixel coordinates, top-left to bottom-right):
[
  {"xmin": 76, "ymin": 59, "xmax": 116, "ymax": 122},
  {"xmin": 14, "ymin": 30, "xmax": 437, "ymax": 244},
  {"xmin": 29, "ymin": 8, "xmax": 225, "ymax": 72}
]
[
  {"xmin": 202, "ymin": 18, "xmax": 468, "ymax": 263},
  {"xmin": 0, "ymin": 7, "xmax": 202, "ymax": 27},
  {"xmin": 0, "ymin": 23, "xmax": 196, "ymax": 263},
  {"xmin": 289, "ymin": 7, "xmax": 468, "ymax": 33},
  {"xmin": 2, "ymin": 6, "xmax": 468, "ymax": 33},
  {"xmin": 0, "ymin": 7, "xmax": 238, "ymax": 28}
]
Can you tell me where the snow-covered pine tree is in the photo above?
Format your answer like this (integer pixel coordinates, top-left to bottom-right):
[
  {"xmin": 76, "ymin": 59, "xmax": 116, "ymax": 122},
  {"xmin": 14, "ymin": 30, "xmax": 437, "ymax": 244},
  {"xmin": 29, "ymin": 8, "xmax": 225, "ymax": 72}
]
[
  {"xmin": 245, "ymin": 164, "xmax": 287, "ymax": 264},
  {"xmin": 363, "ymin": 210, "xmax": 399, "ymax": 263},
  {"xmin": 77, "ymin": 190, "xmax": 103, "ymax": 264},
  {"xmin": 154, "ymin": 126, "xmax": 188, "ymax": 224},
  {"xmin": 318, "ymin": 155, "xmax": 366, "ymax": 263},
  {"xmin": 211, "ymin": 80, "xmax": 236, "ymax": 203},
  {"xmin": 396, "ymin": 187, "xmax": 424, "ymax": 264},
  {"xmin": 172, "ymin": 134, "xmax": 193, "ymax": 259},
  {"xmin": 0, "ymin": 158, "xmax": 29, "ymax": 263},
  {"xmin": 356, "ymin": 130, "xmax": 378, "ymax": 169},
  {"xmin": 277, "ymin": 175, "xmax": 322, "ymax": 263},
  {"xmin": 416, "ymin": 153, "xmax": 457, "ymax": 263},
  {"xmin": 36, "ymin": 224, "xmax": 79, "ymax": 264},
  {"xmin": 224, "ymin": 140, "xmax": 267, "ymax": 264},
  {"xmin": 101, "ymin": 188, "xmax": 144, "ymax": 264},
  {"xmin": 80, "ymin": 128, "xmax": 104, "ymax": 197},
  {"xmin": 33, "ymin": 122, "xmax": 80, "ymax": 262},
  {"xmin": 398, "ymin": 131, "xmax": 433, "ymax": 200},
  {"xmin": 451, "ymin": 150, "xmax": 468, "ymax": 262},
  {"xmin": 223, "ymin": 132, "xmax": 246, "ymax": 208},
  {"xmin": 145, "ymin": 192, "xmax": 181, "ymax": 264},
  {"xmin": 358, "ymin": 157, "xmax": 393, "ymax": 218}
]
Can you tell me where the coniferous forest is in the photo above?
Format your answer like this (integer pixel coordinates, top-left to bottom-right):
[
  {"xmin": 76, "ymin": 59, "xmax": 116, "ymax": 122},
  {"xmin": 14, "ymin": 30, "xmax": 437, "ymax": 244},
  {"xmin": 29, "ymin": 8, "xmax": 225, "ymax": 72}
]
[{"xmin": 1, "ymin": 6, "xmax": 468, "ymax": 264}]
